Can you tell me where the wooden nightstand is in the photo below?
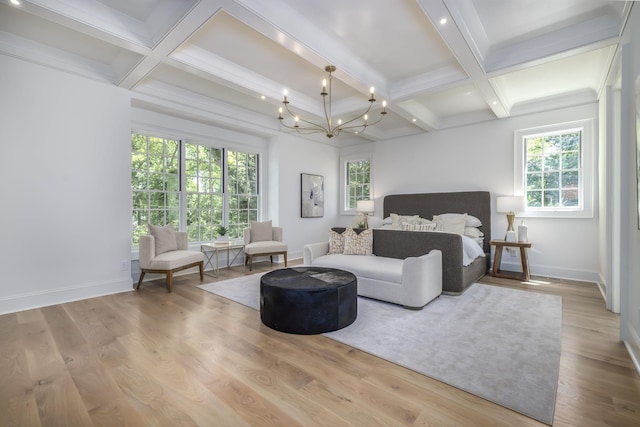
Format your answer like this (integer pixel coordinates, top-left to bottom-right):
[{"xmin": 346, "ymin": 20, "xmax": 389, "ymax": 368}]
[{"xmin": 490, "ymin": 240, "xmax": 532, "ymax": 282}]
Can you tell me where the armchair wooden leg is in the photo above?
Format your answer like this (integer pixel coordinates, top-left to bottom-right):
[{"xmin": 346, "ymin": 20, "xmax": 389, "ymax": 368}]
[
  {"xmin": 166, "ymin": 273, "xmax": 173, "ymax": 293},
  {"xmin": 270, "ymin": 256, "xmax": 273, "ymax": 264},
  {"xmin": 198, "ymin": 261, "xmax": 204, "ymax": 281},
  {"xmin": 248, "ymin": 255, "xmax": 253, "ymax": 271},
  {"xmin": 284, "ymin": 252, "xmax": 287, "ymax": 267},
  {"xmin": 136, "ymin": 271, "xmax": 146, "ymax": 290}
]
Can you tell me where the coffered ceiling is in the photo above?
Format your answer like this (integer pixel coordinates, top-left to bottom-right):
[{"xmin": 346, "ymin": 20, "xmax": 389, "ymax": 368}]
[{"xmin": 0, "ymin": 0, "xmax": 632, "ymax": 146}]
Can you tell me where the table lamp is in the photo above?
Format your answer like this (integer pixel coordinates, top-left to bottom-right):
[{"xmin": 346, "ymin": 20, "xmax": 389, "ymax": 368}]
[
  {"xmin": 356, "ymin": 200, "xmax": 375, "ymax": 229},
  {"xmin": 496, "ymin": 196, "xmax": 525, "ymax": 241}
]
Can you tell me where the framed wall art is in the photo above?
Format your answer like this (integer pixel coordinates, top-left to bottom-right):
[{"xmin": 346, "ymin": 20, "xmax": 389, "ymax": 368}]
[{"xmin": 301, "ymin": 173, "xmax": 324, "ymax": 218}]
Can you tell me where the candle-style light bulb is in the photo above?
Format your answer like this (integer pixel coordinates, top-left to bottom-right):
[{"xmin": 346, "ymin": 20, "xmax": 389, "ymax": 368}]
[
  {"xmin": 278, "ymin": 107, "xmax": 283, "ymax": 119},
  {"xmin": 322, "ymin": 79, "xmax": 327, "ymax": 89},
  {"xmin": 364, "ymin": 114, "xmax": 368, "ymax": 122},
  {"xmin": 370, "ymin": 86, "xmax": 375, "ymax": 95},
  {"xmin": 283, "ymin": 89, "xmax": 288, "ymax": 102},
  {"xmin": 382, "ymin": 100, "xmax": 387, "ymax": 113}
]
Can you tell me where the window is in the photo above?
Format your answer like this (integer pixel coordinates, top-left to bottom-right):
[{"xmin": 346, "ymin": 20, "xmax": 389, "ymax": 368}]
[
  {"xmin": 184, "ymin": 144, "xmax": 223, "ymax": 243},
  {"xmin": 227, "ymin": 149, "xmax": 259, "ymax": 238},
  {"xmin": 340, "ymin": 154, "xmax": 372, "ymax": 214},
  {"xmin": 131, "ymin": 133, "xmax": 260, "ymax": 247},
  {"xmin": 131, "ymin": 134, "xmax": 180, "ymax": 245},
  {"xmin": 514, "ymin": 119, "xmax": 594, "ymax": 218}
]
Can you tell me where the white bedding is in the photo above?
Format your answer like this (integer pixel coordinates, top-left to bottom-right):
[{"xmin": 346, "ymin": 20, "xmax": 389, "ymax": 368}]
[{"xmin": 460, "ymin": 234, "xmax": 485, "ymax": 266}]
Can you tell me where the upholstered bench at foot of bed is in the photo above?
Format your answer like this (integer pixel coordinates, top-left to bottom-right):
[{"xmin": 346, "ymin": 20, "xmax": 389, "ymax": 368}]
[{"xmin": 304, "ymin": 243, "xmax": 442, "ymax": 309}]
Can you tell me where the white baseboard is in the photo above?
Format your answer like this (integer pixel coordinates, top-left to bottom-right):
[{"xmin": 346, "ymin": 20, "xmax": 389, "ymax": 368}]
[
  {"xmin": 495, "ymin": 260, "xmax": 600, "ymax": 283},
  {"xmin": 0, "ymin": 278, "xmax": 134, "ymax": 315},
  {"xmin": 624, "ymin": 323, "xmax": 640, "ymax": 376}
]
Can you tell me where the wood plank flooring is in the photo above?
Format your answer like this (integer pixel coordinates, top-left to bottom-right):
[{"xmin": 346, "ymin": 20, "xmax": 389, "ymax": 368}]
[{"xmin": 1, "ymin": 261, "xmax": 639, "ymax": 426}]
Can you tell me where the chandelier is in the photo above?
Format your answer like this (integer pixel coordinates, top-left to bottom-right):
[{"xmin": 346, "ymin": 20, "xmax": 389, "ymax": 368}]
[{"xmin": 278, "ymin": 65, "xmax": 387, "ymax": 138}]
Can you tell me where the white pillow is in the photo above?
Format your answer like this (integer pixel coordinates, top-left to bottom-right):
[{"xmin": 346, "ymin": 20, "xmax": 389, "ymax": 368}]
[
  {"xmin": 250, "ymin": 220, "xmax": 272, "ymax": 242},
  {"xmin": 433, "ymin": 213, "xmax": 467, "ymax": 235},
  {"xmin": 464, "ymin": 226, "xmax": 484, "ymax": 238},
  {"xmin": 148, "ymin": 223, "xmax": 177, "ymax": 255},
  {"xmin": 390, "ymin": 213, "xmax": 420, "ymax": 229},
  {"xmin": 436, "ymin": 213, "xmax": 482, "ymax": 227}
]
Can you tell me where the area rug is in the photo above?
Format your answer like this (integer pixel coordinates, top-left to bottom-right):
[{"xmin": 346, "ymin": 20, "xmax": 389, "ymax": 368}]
[{"xmin": 198, "ymin": 274, "xmax": 562, "ymax": 424}]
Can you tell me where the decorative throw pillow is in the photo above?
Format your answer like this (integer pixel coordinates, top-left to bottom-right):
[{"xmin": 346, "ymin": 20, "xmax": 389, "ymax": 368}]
[
  {"xmin": 250, "ymin": 220, "xmax": 273, "ymax": 242},
  {"xmin": 343, "ymin": 228, "xmax": 373, "ymax": 255},
  {"xmin": 433, "ymin": 213, "xmax": 467, "ymax": 235},
  {"xmin": 148, "ymin": 223, "xmax": 178, "ymax": 255},
  {"xmin": 390, "ymin": 213, "xmax": 420, "ymax": 229},
  {"xmin": 402, "ymin": 222, "xmax": 437, "ymax": 232},
  {"xmin": 328, "ymin": 230, "xmax": 345, "ymax": 254}
]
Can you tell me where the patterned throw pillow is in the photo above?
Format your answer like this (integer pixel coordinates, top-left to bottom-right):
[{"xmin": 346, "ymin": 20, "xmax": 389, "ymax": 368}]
[
  {"xmin": 328, "ymin": 230, "xmax": 345, "ymax": 254},
  {"xmin": 402, "ymin": 222, "xmax": 437, "ymax": 232},
  {"xmin": 343, "ymin": 228, "xmax": 373, "ymax": 255}
]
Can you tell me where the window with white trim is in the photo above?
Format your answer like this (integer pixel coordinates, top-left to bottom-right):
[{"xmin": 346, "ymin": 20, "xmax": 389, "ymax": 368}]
[
  {"xmin": 131, "ymin": 133, "xmax": 259, "ymax": 247},
  {"xmin": 514, "ymin": 119, "xmax": 594, "ymax": 218},
  {"xmin": 340, "ymin": 154, "xmax": 372, "ymax": 214}
]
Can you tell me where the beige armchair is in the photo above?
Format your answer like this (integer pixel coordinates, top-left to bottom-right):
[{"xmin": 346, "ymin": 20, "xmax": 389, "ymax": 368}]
[
  {"xmin": 243, "ymin": 220, "xmax": 288, "ymax": 271},
  {"xmin": 136, "ymin": 224, "xmax": 204, "ymax": 292}
]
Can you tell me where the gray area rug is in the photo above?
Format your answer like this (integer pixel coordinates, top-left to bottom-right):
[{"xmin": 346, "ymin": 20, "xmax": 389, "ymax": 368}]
[{"xmin": 198, "ymin": 274, "xmax": 561, "ymax": 424}]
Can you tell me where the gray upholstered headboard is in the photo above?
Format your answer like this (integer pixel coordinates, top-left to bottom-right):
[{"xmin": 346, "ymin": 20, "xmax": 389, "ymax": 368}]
[{"xmin": 383, "ymin": 191, "xmax": 491, "ymax": 254}]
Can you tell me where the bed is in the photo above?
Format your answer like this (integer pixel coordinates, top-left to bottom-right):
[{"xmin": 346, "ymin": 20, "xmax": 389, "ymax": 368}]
[{"xmin": 376, "ymin": 190, "xmax": 491, "ymax": 294}]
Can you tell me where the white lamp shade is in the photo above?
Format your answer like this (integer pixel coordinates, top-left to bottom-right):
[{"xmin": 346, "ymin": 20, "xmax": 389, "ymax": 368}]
[
  {"xmin": 496, "ymin": 196, "xmax": 525, "ymax": 213},
  {"xmin": 356, "ymin": 200, "xmax": 374, "ymax": 213}
]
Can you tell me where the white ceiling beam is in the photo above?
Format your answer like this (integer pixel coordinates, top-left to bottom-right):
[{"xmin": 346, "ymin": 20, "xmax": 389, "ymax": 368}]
[
  {"xmin": 118, "ymin": 0, "xmax": 228, "ymax": 89},
  {"xmin": 22, "ymin": 0, "xmax": 152, "ymax": 53},
  {"xmin": 390, "ymin": 66, "xmax": 468, "ymax": 101},
  {"xmin": 415, "ymin": 0, "xmax": 509, "ymax": 118},
  {"xmin": 226, "ymin": 0, "xmax": 389, "ymax": 98},
  {"xmin": 485, "ymin": 14, "xmax": 622, "ymax": 73}
]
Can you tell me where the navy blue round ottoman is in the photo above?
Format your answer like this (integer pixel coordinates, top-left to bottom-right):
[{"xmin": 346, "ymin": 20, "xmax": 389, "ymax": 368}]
[{"xmin": 260, "ymin": 267, "xmax": 357, "ymax": 334}]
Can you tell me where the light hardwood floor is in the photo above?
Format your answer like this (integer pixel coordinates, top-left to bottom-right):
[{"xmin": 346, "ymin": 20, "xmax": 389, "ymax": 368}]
[{"xmin": 1, "ymin": 261, "xmax": 639, "ymax": 426}]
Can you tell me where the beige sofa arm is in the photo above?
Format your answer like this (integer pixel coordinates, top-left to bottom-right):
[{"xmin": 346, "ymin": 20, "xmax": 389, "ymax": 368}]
[
  {"xmin": 401, "ymin": 249, "xmax": 443, "ymax": 304},
  {"xmin": 303, "ymin": 242, "xmax": 330, "ymax": 265},
  {"xmin": 139, "ymin": 235, "xmax": 155, "ymax": 269}
]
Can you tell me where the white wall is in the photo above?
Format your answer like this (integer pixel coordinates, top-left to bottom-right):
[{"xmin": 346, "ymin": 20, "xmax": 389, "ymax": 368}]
[
  {"xmin": 268, "ymin": 134, "xmax": 340, "ymax": 260},
  {"xmin": 619, "ymin": 4, "xmax": 640, "ymax": 373},
  {"xmin": 0, "ymin": 56, "xmax": 133, "ymax": 314},
  {"xmin": 341, "ymin": 104, "xmax": 600, "ymax": 282}
]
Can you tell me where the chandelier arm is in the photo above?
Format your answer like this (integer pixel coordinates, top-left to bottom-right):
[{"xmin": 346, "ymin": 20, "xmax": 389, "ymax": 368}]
[
  {"xmin": 282, "ymin": 103, "xmax": 328, "ymax": 132},
  {"xmin": 330, "ymin": 101, "xmax": 375, "ymax": 135}
]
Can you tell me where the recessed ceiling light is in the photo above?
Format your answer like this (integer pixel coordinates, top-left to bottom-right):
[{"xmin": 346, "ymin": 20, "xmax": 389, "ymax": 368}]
[
  {"xmin": 10, "ymin": 0, "xmax": 21, "ymax": 5},
  {"xmin": 412, "ymin": 118, "xmax": 417, "ymax": 123},
  {"xmin": 492, "ymin": 101, "xmax": 497, "ymax": 105},
  {"xmin": 260, "ymin": 95, "xmax": 266, "ymax": 100},
  {"xmin": 439, "ymin": 18, "xmax": 447, "ymax": 25}
]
